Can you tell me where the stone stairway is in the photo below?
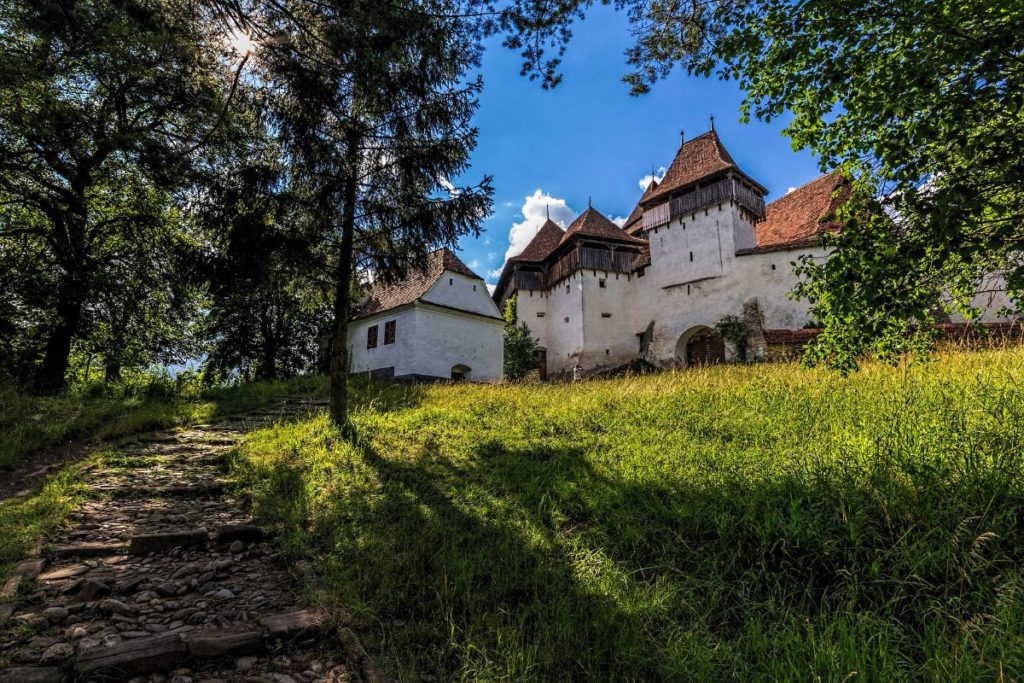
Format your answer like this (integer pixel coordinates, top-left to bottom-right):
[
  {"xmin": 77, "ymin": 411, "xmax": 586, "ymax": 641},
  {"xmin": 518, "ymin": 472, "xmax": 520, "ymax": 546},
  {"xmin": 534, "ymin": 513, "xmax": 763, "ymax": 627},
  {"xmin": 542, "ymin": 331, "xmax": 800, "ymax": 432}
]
[{"xmin": 0, "ymin": 400, "xmax": 377, "ymax": 683}]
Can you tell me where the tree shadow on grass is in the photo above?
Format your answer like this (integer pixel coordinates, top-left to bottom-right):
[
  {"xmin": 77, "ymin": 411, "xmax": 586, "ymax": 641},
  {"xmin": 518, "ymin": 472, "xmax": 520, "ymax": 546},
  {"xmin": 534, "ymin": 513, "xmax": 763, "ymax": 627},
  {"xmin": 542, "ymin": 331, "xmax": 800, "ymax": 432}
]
[
  {"xmin": 327, "ymin": 435, "xmax": 718, "ymax": 681},
  {"xmin": 321, "ymin": 432, "xmax": 1024, "ymax": 681}
]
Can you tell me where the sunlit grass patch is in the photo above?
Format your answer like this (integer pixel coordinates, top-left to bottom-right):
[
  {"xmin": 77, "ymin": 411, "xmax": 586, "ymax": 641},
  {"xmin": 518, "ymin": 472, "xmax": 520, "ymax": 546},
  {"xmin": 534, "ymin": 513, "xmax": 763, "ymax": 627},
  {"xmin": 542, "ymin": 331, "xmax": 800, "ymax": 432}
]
[{"xmin": 235, "ymin": 349, "xmax": 1024, "ymax": 681}]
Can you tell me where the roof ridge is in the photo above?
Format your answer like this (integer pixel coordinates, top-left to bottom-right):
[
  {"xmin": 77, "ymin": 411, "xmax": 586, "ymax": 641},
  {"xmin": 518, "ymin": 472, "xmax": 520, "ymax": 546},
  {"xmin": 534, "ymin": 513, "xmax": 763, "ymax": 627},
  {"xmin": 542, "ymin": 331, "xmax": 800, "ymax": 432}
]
[{"xmin": 767, "ymin": 172, "xmax": 842, "ymax": 205}]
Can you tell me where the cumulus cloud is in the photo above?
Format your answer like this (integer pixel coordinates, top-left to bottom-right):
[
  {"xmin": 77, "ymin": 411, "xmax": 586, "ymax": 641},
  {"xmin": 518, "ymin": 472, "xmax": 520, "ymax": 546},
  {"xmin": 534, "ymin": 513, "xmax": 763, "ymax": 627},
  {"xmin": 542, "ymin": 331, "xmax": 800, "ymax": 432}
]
[
  {"xmin": 487, "ymin": 268, "xmax": 503, "ymax": 280},
  {"xmin": 610, "ymin": 215, "xmax": 628, "ymax": 228},
  {"xmin": 486, "ymin": 283, "xmax": 497, "ymax": 295},
  {"xmin": 504, "ymin": 189, "xmax": 575, "ymax": 261},
  {"xmin": 638, "ymin": 166, "xmax": 667, "ymax": 190},
  {"xmin": 787, "ymin": 186, "xmax": 797, "ymax": 194}
]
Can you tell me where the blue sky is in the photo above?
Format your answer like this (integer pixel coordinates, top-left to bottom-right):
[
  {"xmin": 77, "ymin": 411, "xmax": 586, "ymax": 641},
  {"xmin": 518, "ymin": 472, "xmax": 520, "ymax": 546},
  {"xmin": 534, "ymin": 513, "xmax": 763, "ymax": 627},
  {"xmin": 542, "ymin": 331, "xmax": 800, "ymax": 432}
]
[{"xmin": 456, "ymin": 5, "xmax": 825, "ymax": 285}]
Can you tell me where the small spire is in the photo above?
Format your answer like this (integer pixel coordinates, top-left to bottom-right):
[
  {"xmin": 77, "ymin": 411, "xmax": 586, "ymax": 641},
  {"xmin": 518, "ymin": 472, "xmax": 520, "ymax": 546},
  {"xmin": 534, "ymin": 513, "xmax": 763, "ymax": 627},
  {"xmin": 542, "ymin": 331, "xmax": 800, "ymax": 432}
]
[
  {"xmin": 679, "ymin": 128, "xmax": 685, "ymax": 146},
  {"xmin": 546, "ymin": 203, "xmax": 549, "ymax": 220},
  {"xmin": 709, "ymin": 114, "xmax": 715, "ymax": 131},
  {"xmin": 588, "ymin": 195, "xmax": 592, "ymax": 209}
]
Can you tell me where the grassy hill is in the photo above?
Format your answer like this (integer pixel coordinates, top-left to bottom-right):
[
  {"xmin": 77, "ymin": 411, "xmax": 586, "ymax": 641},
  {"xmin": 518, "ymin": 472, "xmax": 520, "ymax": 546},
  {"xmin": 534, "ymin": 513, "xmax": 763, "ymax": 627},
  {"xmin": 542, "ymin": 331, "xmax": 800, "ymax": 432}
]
[{"xmin": 234, "ymin": 349, "xmax": 1024, "ymax": 681}]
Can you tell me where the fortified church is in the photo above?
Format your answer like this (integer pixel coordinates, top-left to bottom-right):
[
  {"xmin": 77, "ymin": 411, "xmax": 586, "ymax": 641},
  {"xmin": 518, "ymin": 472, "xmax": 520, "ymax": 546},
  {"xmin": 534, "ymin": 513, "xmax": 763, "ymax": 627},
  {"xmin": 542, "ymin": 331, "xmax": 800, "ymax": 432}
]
[{"xmin": 492, "ymin": 126, "xmax": 855, "ymax": 377}]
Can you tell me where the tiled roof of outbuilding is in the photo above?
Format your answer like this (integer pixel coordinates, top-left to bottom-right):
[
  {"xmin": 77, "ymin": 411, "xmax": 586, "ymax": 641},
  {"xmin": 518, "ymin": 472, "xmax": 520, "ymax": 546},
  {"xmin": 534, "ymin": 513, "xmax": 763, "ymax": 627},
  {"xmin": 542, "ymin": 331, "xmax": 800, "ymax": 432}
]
[
  {"xmin": 645, "ymin": 130, "xmax": 766, "ymax": 203},
  {"xmin": 560, "ymin": 207, "xmax": 647, "ymax": 246},
  {"xmin": 740, "ymin": 173, "xmax": 848, "ymax": 254},
  {"xmin": 353, "ymin": 248, "xmax": 482, "ymax": 319}
]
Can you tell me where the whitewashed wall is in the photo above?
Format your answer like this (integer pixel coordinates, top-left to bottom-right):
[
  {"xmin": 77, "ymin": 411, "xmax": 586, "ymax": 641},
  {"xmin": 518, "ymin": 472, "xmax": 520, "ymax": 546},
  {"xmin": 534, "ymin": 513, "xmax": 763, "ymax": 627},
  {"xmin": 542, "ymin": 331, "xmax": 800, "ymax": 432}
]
[
  {"xmin": 421, "ymin": 271, "xmax": 502, "ymax": 318},
  {"xmin": 410, "ymin": 305, "xmax": 504, "ymax": 381},
  {"xmin": 347, "ymin": 307, "xmax": 418, "ymax": 377}
]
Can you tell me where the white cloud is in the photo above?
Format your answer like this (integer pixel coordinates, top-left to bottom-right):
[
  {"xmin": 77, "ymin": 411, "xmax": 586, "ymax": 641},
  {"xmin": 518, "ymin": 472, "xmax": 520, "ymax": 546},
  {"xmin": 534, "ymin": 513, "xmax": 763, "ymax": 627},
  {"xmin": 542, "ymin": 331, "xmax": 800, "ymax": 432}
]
[
  {"xmin": 486, "ymin": 283, "xmax": 497, "ymax": 295},
  {"xmin": 504, "ymin": 189, "xmax": 575, "ymax": 261},
  {"xmin": 487, "ymin": 267, "xmax": 502, "ymax": 280},
  {"xmin": 638, "ymin": 166, "xmax": 667, "ymax": 190},
  {"xmin": 469, "ymin": 259, "xmax": 480, "ymax": 270},
  {"xmin": 610, "ymin": 215, "xmax": 627, "ymax": 228},
  {"xmin": 787, "ymin": 186, "xmax": 797, "ymax": 194}
]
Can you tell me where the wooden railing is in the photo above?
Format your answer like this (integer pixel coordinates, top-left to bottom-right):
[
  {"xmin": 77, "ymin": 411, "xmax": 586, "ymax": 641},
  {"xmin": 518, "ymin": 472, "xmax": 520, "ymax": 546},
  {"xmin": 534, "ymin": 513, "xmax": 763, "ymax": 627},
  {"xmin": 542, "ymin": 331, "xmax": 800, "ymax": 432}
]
[
  {"xmin": 512, "ymin": 270, "xmax": 545, "ymax": 291},
  {"xmin": 641, "ymin": 177, "xmax": 766, "ymax": 231},
  {"xmin": 511, "ymin": 246, "xmax": 639, "ymax": 292}
]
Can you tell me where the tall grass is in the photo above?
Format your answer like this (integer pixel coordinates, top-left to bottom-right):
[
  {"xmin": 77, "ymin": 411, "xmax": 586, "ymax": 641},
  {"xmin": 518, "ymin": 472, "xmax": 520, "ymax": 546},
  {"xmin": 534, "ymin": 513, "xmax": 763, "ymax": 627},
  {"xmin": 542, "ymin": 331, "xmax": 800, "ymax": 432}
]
[{"xmin": 234, "ymin": 349, "xmax": 1024, "ymax": 681}]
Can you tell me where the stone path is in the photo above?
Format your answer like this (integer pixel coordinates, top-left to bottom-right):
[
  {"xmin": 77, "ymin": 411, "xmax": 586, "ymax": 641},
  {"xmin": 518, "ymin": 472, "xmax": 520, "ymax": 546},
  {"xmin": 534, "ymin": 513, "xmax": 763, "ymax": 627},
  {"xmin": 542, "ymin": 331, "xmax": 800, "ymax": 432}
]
[{"xmin": 0, "ymin": 401, "xmax": 375, "ymax": 683}]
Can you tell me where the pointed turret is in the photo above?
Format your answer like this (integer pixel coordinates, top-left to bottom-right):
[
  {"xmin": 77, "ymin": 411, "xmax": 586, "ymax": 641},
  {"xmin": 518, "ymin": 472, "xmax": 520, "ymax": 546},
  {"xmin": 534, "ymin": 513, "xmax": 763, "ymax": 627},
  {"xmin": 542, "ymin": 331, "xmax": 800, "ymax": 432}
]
[
  {"xmin": 559, "ymin": 206, "xmax": 646, "ymax": 246},
  {"xmin": 644, "ymin": 130, "xmax": 766, "ymax": 205}
]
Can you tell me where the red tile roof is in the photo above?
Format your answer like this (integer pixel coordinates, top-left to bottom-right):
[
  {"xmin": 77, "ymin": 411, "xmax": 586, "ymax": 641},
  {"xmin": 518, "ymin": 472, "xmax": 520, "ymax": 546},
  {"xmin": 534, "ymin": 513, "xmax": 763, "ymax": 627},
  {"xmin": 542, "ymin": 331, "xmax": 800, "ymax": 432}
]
[
  {"xmin": 623, "ymin": 180, "xmax": 659, "ymax": 234},
  {"xmin": 510, "ymin": 219, "xmax": 565, "ymax": 263},
  {"xmin": 645, "ymin": 130, "xmax": 765, "ymax": 204},
  {"xmin": 763, "ymin": 328, "xmax": 822, "ymax": 344},
  {"xmin": 559, "ymin": 207, "xmax": 647, "ymax": 246},
  {"xmin": 741, "ymin": 173, "xmax": 848, "ymax": 253},
  {"xmin": 353, "ymin": 248, "xmax": 482, "ymax": 319}
]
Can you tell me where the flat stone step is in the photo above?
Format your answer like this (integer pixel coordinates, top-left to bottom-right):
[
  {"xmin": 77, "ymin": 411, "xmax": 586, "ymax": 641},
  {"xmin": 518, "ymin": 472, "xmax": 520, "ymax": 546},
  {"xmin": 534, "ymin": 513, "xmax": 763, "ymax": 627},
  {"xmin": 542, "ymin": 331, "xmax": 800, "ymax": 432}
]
[
  {"xmin": 185, "ymin": 629, "xmax": 263, "ymax": 658},
  {"xmin": 47, "ymin": 542, "xmax": 127, "ymax": 559},
  {"xmin": 100, "ymin": 482, "xmax": 229, "ymax": 498},
  {"xmin": 74, "ymin": 632, "xmax": 187, "ymax": 677},
  {"xmin": 259, "ymin": 609, "xmax": 328, "ymax": 639},
  {"xmin": 0, "ymin": 666, "xmax": 64, "ymax": 683},
  {"xmin": 38, "ymin": 564, "xmax": 90, "ymax": 582},
  {"xmin": 214, "ymin": 523, "xmax": 265, "ymax": 544},
  {"xmin": 128, "ymin": 529, "xmax": 209, "ymax": 555}
]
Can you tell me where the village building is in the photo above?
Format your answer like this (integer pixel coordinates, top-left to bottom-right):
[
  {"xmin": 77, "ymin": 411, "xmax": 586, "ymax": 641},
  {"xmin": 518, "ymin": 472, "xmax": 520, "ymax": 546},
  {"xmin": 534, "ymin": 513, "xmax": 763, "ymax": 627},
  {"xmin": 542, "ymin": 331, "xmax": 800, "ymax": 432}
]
[
  {"xmin": 349, "ymin": 248, "xmax": 504, "ymax": 382},
  {"xmin": 493, "ymin": 128, "xmax": 1018, "ymax": 377}
]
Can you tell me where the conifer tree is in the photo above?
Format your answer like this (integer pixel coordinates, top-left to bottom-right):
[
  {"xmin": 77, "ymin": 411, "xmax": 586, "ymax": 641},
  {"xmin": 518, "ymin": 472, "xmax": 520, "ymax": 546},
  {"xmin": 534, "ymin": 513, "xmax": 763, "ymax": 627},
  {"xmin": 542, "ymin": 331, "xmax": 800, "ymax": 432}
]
[{"xmin": 255, "ymin": 0, "xmax": 493, "ymax": 427}]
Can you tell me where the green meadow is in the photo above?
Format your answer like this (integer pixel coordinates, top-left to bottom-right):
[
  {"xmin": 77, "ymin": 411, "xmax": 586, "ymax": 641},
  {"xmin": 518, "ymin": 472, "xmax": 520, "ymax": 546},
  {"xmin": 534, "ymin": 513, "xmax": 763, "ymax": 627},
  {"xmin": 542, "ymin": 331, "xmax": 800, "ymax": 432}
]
[{"xmin": 233, "ymin": 349, "xmax": 1024, "ymax": 681}]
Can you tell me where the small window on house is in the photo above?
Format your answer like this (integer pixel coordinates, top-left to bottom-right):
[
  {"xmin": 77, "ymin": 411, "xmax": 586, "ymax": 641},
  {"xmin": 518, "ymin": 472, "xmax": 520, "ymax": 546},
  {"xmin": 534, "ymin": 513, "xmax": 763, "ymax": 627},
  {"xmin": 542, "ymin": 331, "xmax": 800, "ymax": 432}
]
[
  {"xmin": 689, "ymin": 251, "xmax": 694, "ymax": 262},
  {"xmin": 605, "ymin": 349, "xmax": 610, "ymax": 355},
  {"xmin": 449, "ymin": 278, "xmax": 453, "ymax": 285},
  {"xmin": 473, "ymin": 284, "xmax": 477, "ymax": 291},
  {"xmin": 384, "ymin": 320, "xmax": 396, "ymax": 345},
  {"xmin": 599, "ymin": 279, "xmax": 606, "ymax": 288},
  {"xmin": 637, "ymin": 269, "xmax": 645, "ymax": 278},
  {"xmin": 687, "ymin": 284, "xmax": 691, "ymax": 295},
  {"xmin": 566, "ymin": 285, "xmax": 570, "ymax": 294},
  {"xmin": 601, "ymin": 312, "xmax": 611, "ymax": 318},
  {"xmin": 771, "ymin": 264, "xmax": 776, "ymax": 270},
  {"xmin": 536, "ymin": 312, "xmax": 545, "ymax": 317},
  {"xmin": 366, "ymin": 325, "xmax": 378, "ymax": 349},
  {"xmin": 564, "ymin": 317, "xmax": 569, "ymax": 323}
]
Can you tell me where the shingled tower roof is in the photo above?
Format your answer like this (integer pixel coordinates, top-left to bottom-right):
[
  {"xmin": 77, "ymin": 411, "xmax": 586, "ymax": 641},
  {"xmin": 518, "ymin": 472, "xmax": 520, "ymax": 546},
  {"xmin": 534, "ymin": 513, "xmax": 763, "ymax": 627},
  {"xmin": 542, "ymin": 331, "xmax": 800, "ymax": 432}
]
[
  {"xmin": 645, "ymin": 130, "xmax": 766, "ymax": 204},
  {"xmin": 559, "ymin": 206, "xmax": 646, "ymax": 246},
  {"xmin": 511, "ymin": 218, "xmax": 565, "ymax": 263}
]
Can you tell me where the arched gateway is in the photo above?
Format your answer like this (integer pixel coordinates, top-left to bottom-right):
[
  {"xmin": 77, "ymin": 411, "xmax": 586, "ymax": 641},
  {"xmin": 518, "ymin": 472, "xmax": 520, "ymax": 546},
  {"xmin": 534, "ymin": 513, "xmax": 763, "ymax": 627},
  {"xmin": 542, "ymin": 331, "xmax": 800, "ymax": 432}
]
[{"xmin": 675, "ymin": 326, "xmax": 725, "ymax": 367}]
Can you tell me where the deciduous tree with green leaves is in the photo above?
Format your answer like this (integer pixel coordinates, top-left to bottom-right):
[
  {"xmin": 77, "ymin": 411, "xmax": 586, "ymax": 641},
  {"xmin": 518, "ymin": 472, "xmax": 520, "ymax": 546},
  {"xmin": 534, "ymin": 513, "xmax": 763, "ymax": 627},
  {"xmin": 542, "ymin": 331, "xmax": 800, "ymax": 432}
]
[{"xmin": 0, "ymin": 0, "xmax": 236, "ymax": 391}]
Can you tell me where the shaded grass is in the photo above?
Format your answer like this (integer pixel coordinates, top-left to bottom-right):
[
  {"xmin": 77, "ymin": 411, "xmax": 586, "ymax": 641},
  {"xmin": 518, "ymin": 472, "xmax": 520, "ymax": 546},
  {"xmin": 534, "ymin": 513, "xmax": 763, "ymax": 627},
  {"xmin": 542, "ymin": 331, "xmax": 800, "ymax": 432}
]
[
  {"xmin": 234, "ymin": 349, "xmax": 1024, "ymax": 681},
  {"xmin": 0, "ymin": 375, "xmax": 327, "ymax": 470}
]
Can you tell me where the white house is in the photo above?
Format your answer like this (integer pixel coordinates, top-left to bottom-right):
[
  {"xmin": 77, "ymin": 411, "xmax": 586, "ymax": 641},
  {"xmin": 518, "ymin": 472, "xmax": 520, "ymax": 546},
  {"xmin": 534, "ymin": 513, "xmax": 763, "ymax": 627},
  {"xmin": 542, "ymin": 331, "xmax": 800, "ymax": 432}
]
[
  {"xmin": 349, "ymin": 248, "xmax": 504, "ymax": 382},
  {"xmin": 494, "ymin": 127, "xmax": 1019, "ymax": 377}
]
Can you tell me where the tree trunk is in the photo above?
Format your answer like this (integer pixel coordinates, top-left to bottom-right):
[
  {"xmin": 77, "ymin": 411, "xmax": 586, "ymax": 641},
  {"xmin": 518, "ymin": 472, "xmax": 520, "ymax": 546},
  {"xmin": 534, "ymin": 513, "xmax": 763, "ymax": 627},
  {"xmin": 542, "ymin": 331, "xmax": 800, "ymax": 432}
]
[
  {"xmin": 36, "ymin": 274, "xmax": 85, "ymax": 394},
  {"xmin": 104, "ymin": 361, "xmax": 122, "ymax": 384},
  {"xmin": 258, "ymin": 315, "xmax": 278, "ymax": 381},
  {"xmin": 329, "ymin": 129, "xmax": 362, "ymax": 429}
]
